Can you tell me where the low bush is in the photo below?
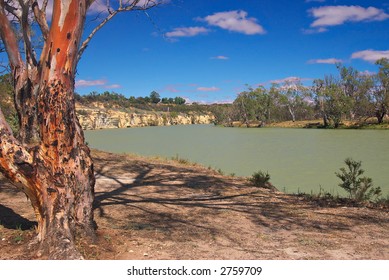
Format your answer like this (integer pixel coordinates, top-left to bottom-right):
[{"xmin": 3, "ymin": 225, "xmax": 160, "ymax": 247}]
[
  {"xmin": 249, "ymin": 170, "xmax": 271, "ymax": 188},
  {"xmin": 335, "ymin": 158, "xmax": 382, "ymax": 201}
]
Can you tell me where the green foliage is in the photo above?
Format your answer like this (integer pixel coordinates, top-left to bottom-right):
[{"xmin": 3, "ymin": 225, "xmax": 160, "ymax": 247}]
[
  {"xmin": 174, "ymin": 96, "xmax": 186, "ymax": 105},
  {"xmin": 169, "ymin": 111, "xmax": 178, "ymax": 119},
  {"xmin": 75, "ymin": 90, "xmax": 188, "ymax": 113},
  {"xmin": 248, "ymin": 170, "xmax": 271, "ymax": 188},
  {"xmin": 214, "ymin": 61, "xmax": 388, "ymax": 127},
  {"xmin": 217, "ymin": 82, "xmax": 315, "ymax": 126},
  {"xmin": 0, "ymin": 74, "xmax": 19, "ymax": 133},
  {"xmin": 372, "ymin": 58, "xmax": 389, "ymax": 123},
  {"xmin": 233, "ymin": 86, "xmax": 271, "ymax": 124},
  {"xmin": 276, "ymin": 80, "xmax": 309, "ymax": 122},
  {"xmin": 149, "ymin": 91, "xmax": 161, "ymax": 104},
  {"xmin": 312, "ymin": 75, "xmax": 353, "ymax": 128},
  {"xmin": 335, "ymin": 158, "xmax": 382, "ymax": 201}
]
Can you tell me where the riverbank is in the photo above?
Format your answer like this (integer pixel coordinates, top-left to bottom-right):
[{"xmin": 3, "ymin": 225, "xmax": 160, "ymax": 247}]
[
  {"xmin": 1, "ymin": 150, "xmax": 388, "ymax": 260},
  {"xmin": 85, "ymin": 125, "xmax": 389, "ymax": 196},
  {"xmin": 76, "ymin": 103, "xmax": 215, "ymax": 130},
  {"xmin": 226, "ymin": 119, "xmax": 389, "ymax": 129}
]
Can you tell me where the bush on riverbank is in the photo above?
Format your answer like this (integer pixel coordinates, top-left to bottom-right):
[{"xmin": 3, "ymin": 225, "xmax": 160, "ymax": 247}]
[
  {"xmin": 336, "ymin": 158, "xmax": 382, "ymax": 202},
  {"xmin": 248, "ymin": 170, "xmax": 273, "ymax": 189}
]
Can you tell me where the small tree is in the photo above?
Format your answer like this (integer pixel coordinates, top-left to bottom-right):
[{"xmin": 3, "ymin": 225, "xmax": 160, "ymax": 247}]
[
  {"xmin": 174, "ymin": 96, "xmax": 186, "ymax": 105},
  {"xmin": 371, "ymin": 58, "xmax": 389, "ymax": 124},
  {"xmin": 150, "ymin": 91, "xmax": 161, "ymax": 104},
  {"xmin": 312, "ymin": 76, "xmax": 352, "ymax": 128},
  {"xmin": 249, "ymin": 170, "xmax": 271, "ymax": 188},
  {"xmin": 278, "ymin": 79, "xmax": 308, "ymax": 122},
  {"xmin": 334, "ymin": 64, "xmax": 375, "ymax": 122},
  {"xmin": 335, "ymin": 158, "xmax": 381, "ymax": 201}
]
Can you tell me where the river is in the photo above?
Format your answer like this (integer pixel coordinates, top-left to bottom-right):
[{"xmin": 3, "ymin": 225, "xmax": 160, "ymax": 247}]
[{"xmin": 85, "ymin": 125, "xmax": 389, "ymax": 196}]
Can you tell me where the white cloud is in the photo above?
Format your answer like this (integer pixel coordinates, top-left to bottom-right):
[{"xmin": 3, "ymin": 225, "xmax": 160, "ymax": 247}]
[
  {"xmin": 165, "ymin": 27, "xmax": 210, "ymax": 38},
  {"xmin": 211, "ymin": 55, "xmax": 229, "ymax": 60},
  {"xmin": 308, "ymin": 58, "xmax": 343, "ymax": 64},
  {"xmin": 134, "ymin": 0, "xmax": 170, "ymax": 8},
  {"xmin": 75, "ymin": 79, "xmax": 106, "ymax": 87},
  {"xmin": 302, "ymin": 27, "xmax": 328, "ymax": 34},
  {"xmin": 88, "ymin": 0, "xmax": 108, "ymax": 14},
  {"xmin": 105, "ymin": 84, "xmax": 121, "ymax": 89},
  {"xmin": 270, "ymin": 77, "xmax": 303, "ymax": 84},
  {"xmin": 360, "ymin": 70, "xmax": 376, "ymax": 76},
  {"xmin": 203, "ymin": 10, "xmax": 266, "ymax": 35},
  {"xmin": 310, "ymin": 5, "xmax": 389, "ymax": 28},
  {"xmin": 75, "ymin": 79, "xmax": 121, "ymax": 89},
  {"xmin": 87, "ymin": 0, "xmax": 169, "ymax": 15},
  {"xmin": 351, "ymin": 49, "xmax": 389, "ymax": 63},
  {"xmin": 197, "ymin": 86, "xmax": 220, "ymax": 92}
]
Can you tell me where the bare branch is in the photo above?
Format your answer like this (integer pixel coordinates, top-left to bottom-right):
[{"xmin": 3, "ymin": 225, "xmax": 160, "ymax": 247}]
[
  {"xmin": 77, "ymin": 9, "xmax": 118, "ymax": 63},
  {"xmin": 0, "ymin": 106, "xmax": 37, "ymax": 194},
  {"xmin": 0, "ymin": 0, "xmax": 24, "ymax": 71},
  {"xmin": 3, "ymin": 0, "xmax": 22, "ymax": 20},
  {"xmin": 41, "ymin": 0, "xmax": 48, "ymax": 10},
  {"xmin": 30, "ymin": 0, "xmax": 49, "ymax": 40},
  {"xmin": 77, "ymin": 0, "xmax": 161, "ymax": 63},
  {"xmin": 18, "ymin": 0, "xmax": 38, "ymax": 67}
]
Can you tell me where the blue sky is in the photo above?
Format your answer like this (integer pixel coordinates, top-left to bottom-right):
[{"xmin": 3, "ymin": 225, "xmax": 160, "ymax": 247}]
[{"xmin": 75, "ymin": 0, "xmax": 389, "ymax": 103}]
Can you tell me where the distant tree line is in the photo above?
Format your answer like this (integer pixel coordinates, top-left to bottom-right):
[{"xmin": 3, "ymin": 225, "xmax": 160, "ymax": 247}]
[
  {"xmin": 214, "ymin": 58, "xmax": 389, "ymax": 128},
  {"xmin": 2, "ymin": 59, "xmax": 388, "ymax": 130},
  {"xmin": 75, "ymin": 90, "xmax": 186, "ymax": 107}
]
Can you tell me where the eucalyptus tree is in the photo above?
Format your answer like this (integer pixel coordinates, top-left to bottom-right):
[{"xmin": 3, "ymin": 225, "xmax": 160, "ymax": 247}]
[
  {"xmin": 233, "ymin": 86, "xmax": 271, "ymax": 125},
  {"xmin": 0, "ymin": 0, "xmax": 161, "ymax": 259},
  {"xmin": 277, "ymin": 79, "xmax": 308, "ymax": 122},
  {"xmin": 372, "ymin": 58, "xmax": 389, "ymax": 123},
  {"xmin": 312, "ymin": 76, "xmax": 352, "ymax": 128},
  {"xmin": 338, "ymin": 65, "xmax": 374, "ymax": 121}
]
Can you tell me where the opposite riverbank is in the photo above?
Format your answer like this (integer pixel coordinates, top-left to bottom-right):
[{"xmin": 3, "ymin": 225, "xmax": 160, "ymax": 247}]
[
  {"xmin": 225, "ymin": 119, "xmax": 389, "ymax": 129},
  {"xmin": 1, "ymin": 150, "xmax": 388, "ymax": 260}
]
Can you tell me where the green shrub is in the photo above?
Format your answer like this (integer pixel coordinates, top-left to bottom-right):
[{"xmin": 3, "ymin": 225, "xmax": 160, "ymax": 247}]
[
  {"xmin": 170, "ymin": 112, "xmax": 178, "ymax": 119},
  {"xmin": 335, "ymin": 158, "xmax": 382, "ymax": 201},
  {"xmin": 249, "ymin": 170, "xmax": 271, "ymax": 188}
]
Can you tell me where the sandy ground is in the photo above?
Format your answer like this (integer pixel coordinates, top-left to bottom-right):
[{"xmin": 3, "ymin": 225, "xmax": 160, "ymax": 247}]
[{"xmin": 0, "ymin": 150, "xmax": 388, "ymax": 260}]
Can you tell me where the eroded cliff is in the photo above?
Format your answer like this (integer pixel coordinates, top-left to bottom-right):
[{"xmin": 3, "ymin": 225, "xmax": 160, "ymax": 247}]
[{"xmin": 76, "ymin": 104, "xmax": 214, "ymax": 130}]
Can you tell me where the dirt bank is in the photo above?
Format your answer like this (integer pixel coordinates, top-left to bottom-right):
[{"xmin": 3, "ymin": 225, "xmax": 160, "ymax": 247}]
[{"xmin": 0, "ymin": 150, "xmax": 388, "ymax": 259}]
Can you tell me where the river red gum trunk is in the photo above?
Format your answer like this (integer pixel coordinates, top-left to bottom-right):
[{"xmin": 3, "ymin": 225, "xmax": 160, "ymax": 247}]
[
  {"xmin": 30, "ymin": 0, "xmax": 95, "ymax": 258},
  {"xmin": 0, "ymin": 0, "xmax": 95, "ymax": 259}
]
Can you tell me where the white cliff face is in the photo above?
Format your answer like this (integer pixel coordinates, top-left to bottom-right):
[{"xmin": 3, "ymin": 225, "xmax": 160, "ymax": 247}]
[{"xmin": 76, "ymin": 105, "xmax": 215, "ymax": 130}]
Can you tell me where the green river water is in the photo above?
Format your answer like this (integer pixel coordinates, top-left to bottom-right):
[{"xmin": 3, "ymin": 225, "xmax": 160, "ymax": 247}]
[{"xmin": 85, "ymin": 125, "xmax": 389, "ymax": 196}]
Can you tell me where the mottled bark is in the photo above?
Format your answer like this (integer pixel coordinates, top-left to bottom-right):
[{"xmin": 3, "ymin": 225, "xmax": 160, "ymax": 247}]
[
  {"xmin": 35, "ymin": 0, "xmax": 95, "ymax": 258},
  {"xmin": 0, "ymin": 0, "xmax": 160, "ymax": 259},
  {"xmin": 14, "ymin": 74, "xmax": 40, "ymax": 144},
  {"xmin": 0, "ymin": 0, "xmax": 95, "ymax": 259}
]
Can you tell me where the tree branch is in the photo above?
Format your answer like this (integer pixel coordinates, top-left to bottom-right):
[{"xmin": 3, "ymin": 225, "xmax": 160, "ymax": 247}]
[
  {"xmin": 3, "ymin": 0, "xmax": 22, "ymax": 20},
  {"xmin": 19, "ymin": 0, "xmax": 38, "ymax": 67},
  {"xmin": 77, "ymin": 0, "xmax": 160, "ymax": 63},
  {"xmin": 0, "ymin": 106, "xmax": 36, "ymax": 194},
  {"xmin": 30, "ymin": 0, "xmax": 49, "ymax": 40},
  {"xmin": 0, "ymin": 0, "xmax": 24, "ymax": 72},
  {"xmin": 77, "ymin": 9, "xmax": 118, "ymax": 63}
]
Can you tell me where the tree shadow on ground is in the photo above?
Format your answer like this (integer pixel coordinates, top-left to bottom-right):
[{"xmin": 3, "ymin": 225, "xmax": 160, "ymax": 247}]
[
  {"xmin": 0, "ymin": 204, "xmax": 36, "ymax": 230},
  {"xmin": 92, "ymin": 152, "xmax": 389, "ymax": 247}
]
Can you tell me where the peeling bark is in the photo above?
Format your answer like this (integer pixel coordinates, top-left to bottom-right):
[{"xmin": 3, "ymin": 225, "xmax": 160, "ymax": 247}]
[
  {"xmin": 0, "ymin": 0, "xmax": 159, "ymax": 259},
  {"xmin": 0, "ymin": 0, "xmax": 94, "ymax": 259}
]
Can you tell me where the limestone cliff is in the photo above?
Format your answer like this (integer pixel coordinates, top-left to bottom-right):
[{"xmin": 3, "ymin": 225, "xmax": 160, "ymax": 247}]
[{"xmin": 76, "ymin": 104, "xmax": 215, "ymax": 130}]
